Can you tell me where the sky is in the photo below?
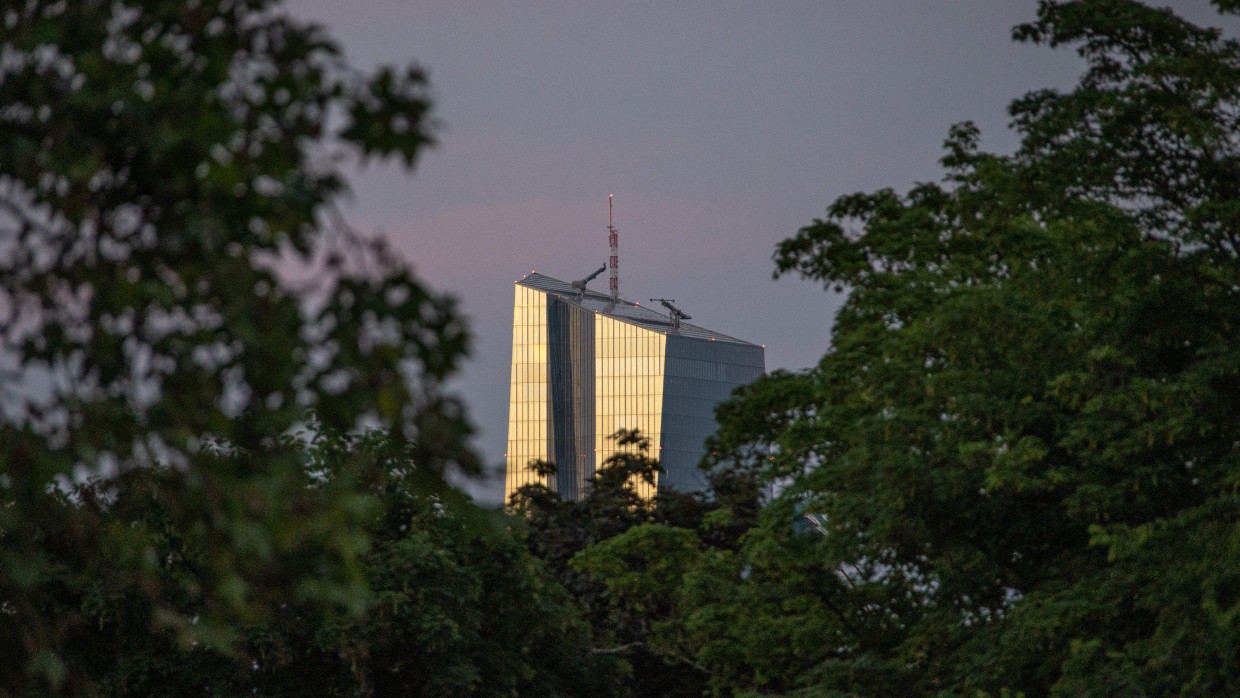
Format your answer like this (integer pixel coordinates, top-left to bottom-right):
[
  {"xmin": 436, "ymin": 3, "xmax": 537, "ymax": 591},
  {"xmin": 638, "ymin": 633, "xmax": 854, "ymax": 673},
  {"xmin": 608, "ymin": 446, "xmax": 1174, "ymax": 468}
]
[{"xmin": 284, "ymin": 0, "xmax": 1235, "ymax": 504}]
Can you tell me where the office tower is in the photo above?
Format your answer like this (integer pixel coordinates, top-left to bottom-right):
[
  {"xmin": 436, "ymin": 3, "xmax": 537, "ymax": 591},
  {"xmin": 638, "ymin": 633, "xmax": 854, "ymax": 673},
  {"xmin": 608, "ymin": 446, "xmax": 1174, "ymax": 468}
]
[{"xmin": 505, "ymin": 272, "xmax": 765, "ymax": 502}]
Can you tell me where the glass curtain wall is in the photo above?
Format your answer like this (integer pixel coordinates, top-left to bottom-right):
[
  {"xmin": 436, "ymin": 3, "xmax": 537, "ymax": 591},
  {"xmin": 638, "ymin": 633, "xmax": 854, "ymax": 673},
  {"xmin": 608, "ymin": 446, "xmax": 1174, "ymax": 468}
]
[
  {"xmin": 594, "ymin": 314, "xmax": 666, "ymax": 500},
  {"xmin": 659, "ymin": 338, "xmax": 766, "ymax": 491},
  {"xmin": 505, "ymin": 285, "xmax": 550, "ymax": 501},
  {"xmin": 546, "ymin": 297, "xmax": 595, "ymax": 500},
  {"xmin": 504, "ymin": 273, "xmax": 764, "ymax": 503}
]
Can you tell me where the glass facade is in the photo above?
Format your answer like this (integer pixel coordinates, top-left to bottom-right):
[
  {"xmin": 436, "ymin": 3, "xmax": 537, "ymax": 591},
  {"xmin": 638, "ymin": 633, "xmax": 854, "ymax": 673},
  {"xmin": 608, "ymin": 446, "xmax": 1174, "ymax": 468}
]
[
  {"xmin": 504, "ymin": 274, "xmax": 764, "ymax": 503},
  {"xmin": 505, "ymin": 284, "xmax": 550, "ymax": 495},
  {"xmin": 594, "ymin": 314, "xmax": 666, "ymax": 500},
  {"xmin": 546, "ymin": 296, "xmax": 596, "ymax": 499},
  {"xmin": 659, "ymin": 337, "xmax": 765, "ymax": 492}
]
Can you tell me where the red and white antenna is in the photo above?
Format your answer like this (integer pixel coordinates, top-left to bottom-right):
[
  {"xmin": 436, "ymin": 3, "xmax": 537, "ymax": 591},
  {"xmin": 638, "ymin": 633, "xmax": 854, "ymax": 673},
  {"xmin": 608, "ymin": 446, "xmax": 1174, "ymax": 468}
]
[{"xmin": 608, "ymin": 194, "xmax": 618, "ymax": 303}]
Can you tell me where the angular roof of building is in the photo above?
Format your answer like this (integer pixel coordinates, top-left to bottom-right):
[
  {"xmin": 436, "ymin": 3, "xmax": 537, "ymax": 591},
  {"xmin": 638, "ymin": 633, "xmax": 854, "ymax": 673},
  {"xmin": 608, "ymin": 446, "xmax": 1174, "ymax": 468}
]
[{"xmin": 517, "ymin": 272, "xmax": 759, "ymax": 346}]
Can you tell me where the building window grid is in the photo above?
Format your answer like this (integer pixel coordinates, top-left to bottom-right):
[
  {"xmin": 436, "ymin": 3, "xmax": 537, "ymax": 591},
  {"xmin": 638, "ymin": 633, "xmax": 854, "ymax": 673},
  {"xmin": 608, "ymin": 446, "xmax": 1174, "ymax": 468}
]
[
  {"xmin": 505, "ymin": 286, "xmax": 551, "ymax": 502},
  {"xmin": 593, "ymin": 316, "xmax": 665, "ymax": 500},
  {"xmin": 654, "ymin": 339, "xmax": 766, "ymax": 493}
]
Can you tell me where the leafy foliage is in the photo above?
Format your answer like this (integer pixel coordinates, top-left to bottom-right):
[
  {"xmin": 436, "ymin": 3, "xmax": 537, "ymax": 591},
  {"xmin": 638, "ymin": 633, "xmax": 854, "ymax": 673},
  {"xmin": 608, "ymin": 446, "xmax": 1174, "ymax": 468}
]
[
  {"xmin": 52, "ymin": 431, "xmax": 610, "ymax": 697},
  {"xmin": 512, "ymin": 429, "xmax": 763, "ymax": 698},
  {"xmin": 13, "ymin": 0, "xmax": 1240, "ymax": 696},
  {"xmin": 682, "ymin": 0, "xmax": 1240, "ymax": 694},
  {"xmin": 0, "ymin": 0, "xmax": 473, "ymax": 692}
]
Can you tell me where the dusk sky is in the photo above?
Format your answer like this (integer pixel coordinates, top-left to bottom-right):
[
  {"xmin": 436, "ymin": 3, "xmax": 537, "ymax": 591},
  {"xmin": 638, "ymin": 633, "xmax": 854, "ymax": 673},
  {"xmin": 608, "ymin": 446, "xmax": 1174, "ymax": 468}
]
[{"xmin": 286, "ymin": 1, "xmax": 1235, "ymax": 503}]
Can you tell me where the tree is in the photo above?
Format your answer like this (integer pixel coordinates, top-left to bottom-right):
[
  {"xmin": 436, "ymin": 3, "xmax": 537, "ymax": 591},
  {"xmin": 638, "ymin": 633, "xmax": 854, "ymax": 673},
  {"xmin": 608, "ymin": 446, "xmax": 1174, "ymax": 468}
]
[
  {"xmin": 513, "ymin": 430, "xmax": 764, "ymax": 697},
  {"xmin": 693, "ymin": 0, "xmax": 1240, "ymax": 694},
  {"xmin": 0, "ymin": 1, "xmax": 474, "ymax": 692},
  {"xmin": 63, "ymin": 431, "xmax": 613, "ymax": 697}
]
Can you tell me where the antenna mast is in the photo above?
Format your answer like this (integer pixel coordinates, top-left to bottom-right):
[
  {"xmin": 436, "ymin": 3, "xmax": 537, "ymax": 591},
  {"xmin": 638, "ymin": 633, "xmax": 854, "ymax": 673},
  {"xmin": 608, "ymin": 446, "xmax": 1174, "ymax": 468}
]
[{"xmin": 608, "ymin": 194, "xmax": 618, "ymax": 303}]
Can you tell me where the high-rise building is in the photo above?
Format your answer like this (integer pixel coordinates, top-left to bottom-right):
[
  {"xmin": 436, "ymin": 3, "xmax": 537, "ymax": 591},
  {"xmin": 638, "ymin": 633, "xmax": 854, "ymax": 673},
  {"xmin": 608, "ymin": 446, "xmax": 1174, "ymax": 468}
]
[{"xmin": 505, "ymin": 272, "xmax": 765, "ymax": 502}]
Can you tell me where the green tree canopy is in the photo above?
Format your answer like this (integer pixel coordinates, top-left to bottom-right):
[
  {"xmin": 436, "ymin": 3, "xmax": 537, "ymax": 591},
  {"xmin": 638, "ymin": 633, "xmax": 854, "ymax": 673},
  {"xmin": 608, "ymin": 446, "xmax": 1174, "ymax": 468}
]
[
  {"xmin": 687, "ymin": 0, "xmax": 1240, "ymax": 694},
  {"xmin": 64, "ymin": 430, "xmax": 613, "ymax": 697},
  {"xmin": 0, "ymin": 0, "xmax": 474, "ymax": 692},
  {"xmin": 512, "ymin": 430, "xmax": 764, "ymax": 698}
]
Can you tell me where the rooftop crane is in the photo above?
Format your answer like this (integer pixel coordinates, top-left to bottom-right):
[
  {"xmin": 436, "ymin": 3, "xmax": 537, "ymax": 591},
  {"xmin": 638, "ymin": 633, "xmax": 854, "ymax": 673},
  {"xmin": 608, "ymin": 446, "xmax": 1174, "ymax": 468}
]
[
  {"xmin": 650, "ymin": 298, "xmax": 691, "ymax": 329},
  {"xmin": 572, "ymin": 264, "xmax": 607, "ymax": 299}
]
